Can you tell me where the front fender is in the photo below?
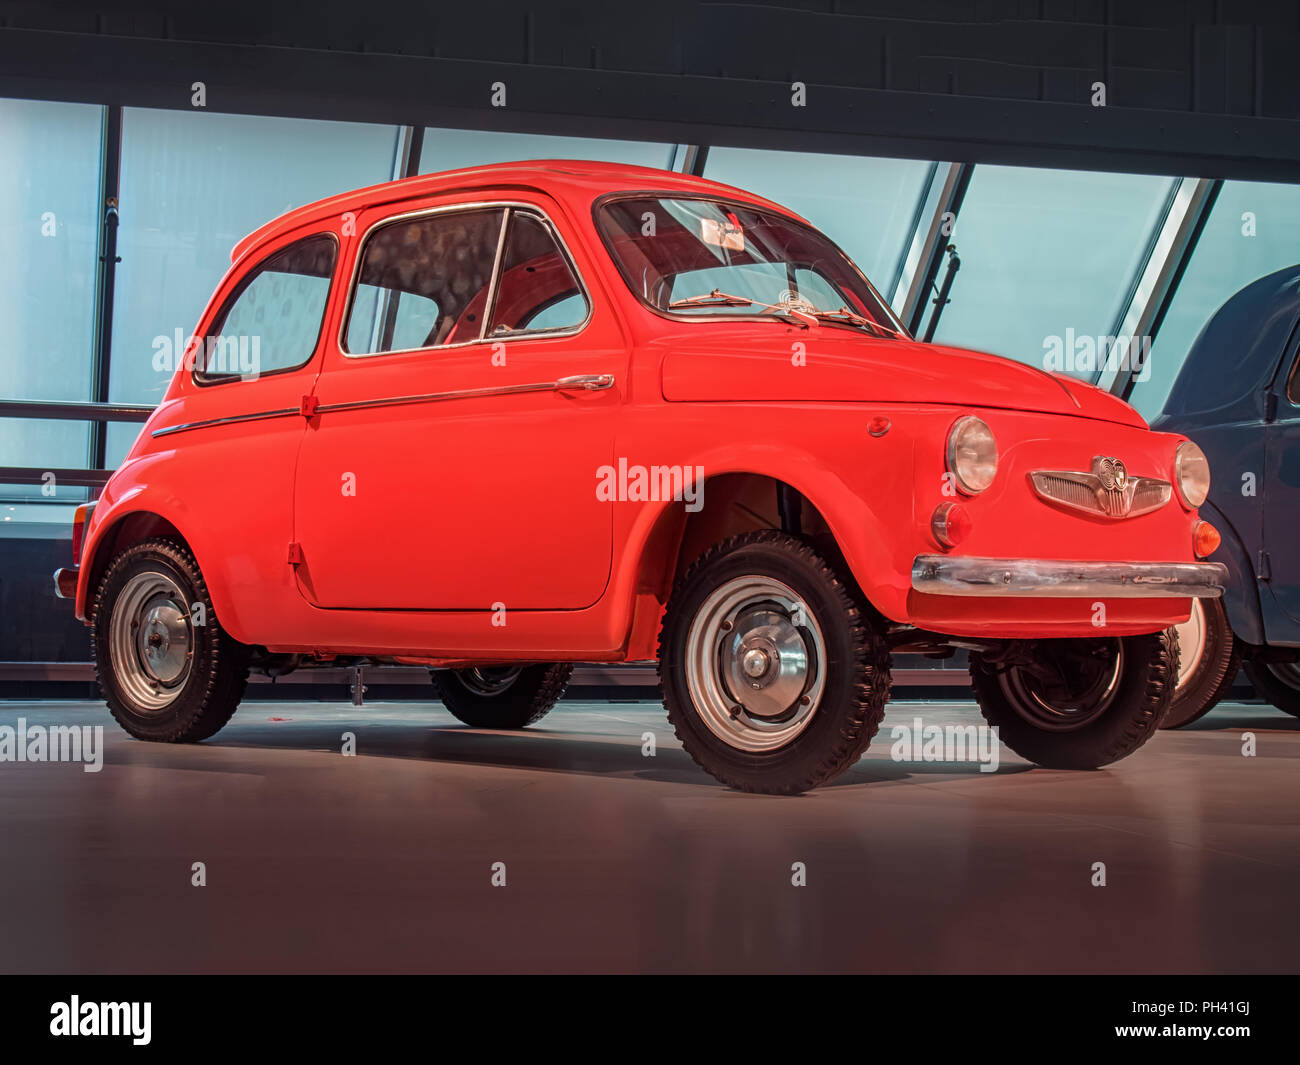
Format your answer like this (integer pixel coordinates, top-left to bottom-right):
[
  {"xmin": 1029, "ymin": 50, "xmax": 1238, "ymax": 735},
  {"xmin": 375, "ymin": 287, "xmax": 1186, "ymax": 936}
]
[
  {"xmin": 615, "ymin": 434, "xmax": 915, "ymax": 625},
  {"xmin": 75, "ymin": 459, "xmax": 235, "ymax": 631},
  {"xmin": 1200, "ymin": 497, "xmax": 1266, "ymax": 646}
]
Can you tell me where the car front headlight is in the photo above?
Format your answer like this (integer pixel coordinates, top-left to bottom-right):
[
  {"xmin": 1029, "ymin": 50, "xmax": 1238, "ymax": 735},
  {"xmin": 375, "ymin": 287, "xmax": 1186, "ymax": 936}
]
[
  {"xmin": 946, "ymin": 415, "xmax": 998, "ymax": 494},
  {"xmin": 1175, "ymin": 440, "xmax": 1211, "ymax": 508}
]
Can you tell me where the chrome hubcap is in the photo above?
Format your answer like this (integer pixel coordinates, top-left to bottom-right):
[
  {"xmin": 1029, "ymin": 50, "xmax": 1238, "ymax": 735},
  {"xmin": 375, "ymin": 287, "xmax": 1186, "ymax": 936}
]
[
  {"xmin": 685, "ymin": 576, "xmax": 825, "ymax": 753},
  {"xmin": 110, "ymin": 571, "xmax": 194, "ymax": 711}
]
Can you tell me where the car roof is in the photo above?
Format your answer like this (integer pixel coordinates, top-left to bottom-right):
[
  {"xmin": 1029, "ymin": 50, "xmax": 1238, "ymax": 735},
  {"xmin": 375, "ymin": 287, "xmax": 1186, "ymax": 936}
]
[
  {"xmin": 1159, "ymin": 262, "xmax": 1300, "ymax": 423},
  {"xmin": 229, "ymin": 159, "xmax": 805, "ymax": 265}
]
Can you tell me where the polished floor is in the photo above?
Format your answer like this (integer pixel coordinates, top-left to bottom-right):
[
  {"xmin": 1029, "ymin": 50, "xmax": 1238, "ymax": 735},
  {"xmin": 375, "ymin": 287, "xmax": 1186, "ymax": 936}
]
[{"xmin": 0, "ymin": 696, "xmax": 1296, "ymax": 973}]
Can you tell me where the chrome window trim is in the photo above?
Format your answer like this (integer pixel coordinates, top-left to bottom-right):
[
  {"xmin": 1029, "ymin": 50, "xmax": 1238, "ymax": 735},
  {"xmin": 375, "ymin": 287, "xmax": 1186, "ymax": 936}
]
[
  {"xmin": 338, "ymin": 199, "xmax": 594, "ymax": 361},
  {"xmin": 192, "ymin": 230, "xmax": 341, "ymax": 389}
]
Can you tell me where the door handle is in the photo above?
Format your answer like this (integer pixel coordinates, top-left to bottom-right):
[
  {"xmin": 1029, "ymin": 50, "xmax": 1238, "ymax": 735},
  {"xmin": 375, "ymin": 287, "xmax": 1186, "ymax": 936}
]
[{"xmin": 554, "ymin": 374, "xmax": 615, "ymax": 392}]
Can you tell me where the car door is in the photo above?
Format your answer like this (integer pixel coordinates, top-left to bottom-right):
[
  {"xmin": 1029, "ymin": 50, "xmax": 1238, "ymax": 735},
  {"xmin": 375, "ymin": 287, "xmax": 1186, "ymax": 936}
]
[
  {"xmin": 292, "ymin": 194, "xmax": 621, "ymax": 610},
  {"xmin": 152, "ymin": 226, "xmax": 341, "ymax": 638},
  {"xmin": 1261, "ymin": 334, "xmax": 1300, "ymax": 630}
]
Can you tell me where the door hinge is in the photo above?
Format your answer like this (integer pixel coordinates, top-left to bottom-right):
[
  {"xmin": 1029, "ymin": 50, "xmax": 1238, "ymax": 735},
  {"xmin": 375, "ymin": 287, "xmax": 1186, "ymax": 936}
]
[
  {"xmin": 287, "ymin": 542, "xmax": 304, "ymax": 565},
  {"xmin": 1258, "ymin": 549, "xmax": 1271, "ymax": 581},
  {"xmin": 300, "ymin": 394, "xmax": 318, "ymax": 417}
]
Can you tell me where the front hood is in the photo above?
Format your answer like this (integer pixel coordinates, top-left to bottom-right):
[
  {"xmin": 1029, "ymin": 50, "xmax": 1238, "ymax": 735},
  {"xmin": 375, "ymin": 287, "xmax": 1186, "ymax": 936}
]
[{"xmin": 657, "ymin": 329, "xmax": 1146, "ymax": 428}]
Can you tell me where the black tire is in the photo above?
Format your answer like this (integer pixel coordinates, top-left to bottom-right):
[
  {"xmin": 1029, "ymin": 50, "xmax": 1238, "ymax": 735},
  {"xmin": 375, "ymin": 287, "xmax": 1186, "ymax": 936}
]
[
  {"xmin": 970, "ymin": 630, "xmax": 1175, "ymax": 769},
  {"xmin": 658, "ymin": 531, "xmax": 892, "ymax": 794},
  {"xmin": 92, "ymin": 538, "xmax": 249, "ymax": 743},
  {"xmin": 1162, "ymin": 598, "xmax": 1241, "ymax": 729},
  {"xmin": 1243, "ymin": 659, "xmax": 1300, "ymax": 718},
  {"xmin": 431, "ymin": 664, "xmax": 573, "ymax": 728}
]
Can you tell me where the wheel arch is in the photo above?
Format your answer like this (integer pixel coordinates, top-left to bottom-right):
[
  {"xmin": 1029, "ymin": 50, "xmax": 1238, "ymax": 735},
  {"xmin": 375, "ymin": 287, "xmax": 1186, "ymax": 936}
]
[
  {"xmin": 1199, "ymin": 498, "xmax": 1266, "ymax": 646},
  {"xmin": 78, "ymin": 506, "xmax": 230, "ymax": 627},
  {"xmin": 618, "ymin": 463, "xmax": 897, "ymax": 659}
]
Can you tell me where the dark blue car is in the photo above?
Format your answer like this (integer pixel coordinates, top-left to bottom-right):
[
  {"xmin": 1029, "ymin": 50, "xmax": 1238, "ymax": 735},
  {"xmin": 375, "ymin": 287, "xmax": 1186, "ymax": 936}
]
[{"xmin": 1154, "ymin": 265, "xmax": 1300, "ymax": 726}]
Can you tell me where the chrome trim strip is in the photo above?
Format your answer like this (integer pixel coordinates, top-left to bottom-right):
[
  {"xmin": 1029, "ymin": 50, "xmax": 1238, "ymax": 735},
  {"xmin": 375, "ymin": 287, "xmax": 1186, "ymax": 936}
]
[
  {"xmin": 312, "ymin": 373, "xmax": 614, "ymax": 416},
  {"xmin": 911, "ymin": 556, "xmax": 1228, "ymax": 599},
  {"xmin": 151, "ymin": 406, "xmax": 299, "ymax": 438},
  {"xmin": 152, "ymin": 375, "xmax": 615, "ymax": 438},
  {"xmin": 338, "ymin": 200, "xmax": 594, "ymax": 360},
  {"xmin": 479, "ymin": 209, "xmax": 512, "ymax": 341}
]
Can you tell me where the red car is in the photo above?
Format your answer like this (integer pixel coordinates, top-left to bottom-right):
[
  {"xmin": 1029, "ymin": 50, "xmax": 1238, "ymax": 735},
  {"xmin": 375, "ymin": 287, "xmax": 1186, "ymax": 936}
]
[{"xmin": 55, "ymin": 160, "xmax": 1227, "ymax": 793}]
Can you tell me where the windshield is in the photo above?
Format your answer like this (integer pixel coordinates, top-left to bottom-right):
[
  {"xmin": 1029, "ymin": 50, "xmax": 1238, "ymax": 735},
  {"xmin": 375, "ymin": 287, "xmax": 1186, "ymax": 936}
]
[{"xmin": 596, "ymin": 196, "xmax": 907, "ymax": 336}]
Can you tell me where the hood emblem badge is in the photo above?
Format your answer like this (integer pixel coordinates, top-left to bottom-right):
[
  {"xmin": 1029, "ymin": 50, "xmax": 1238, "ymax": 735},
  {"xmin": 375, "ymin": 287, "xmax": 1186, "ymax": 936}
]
[{"xmin": 1029, "ymin": 456, "xmax": 1170, "ymax": 520}]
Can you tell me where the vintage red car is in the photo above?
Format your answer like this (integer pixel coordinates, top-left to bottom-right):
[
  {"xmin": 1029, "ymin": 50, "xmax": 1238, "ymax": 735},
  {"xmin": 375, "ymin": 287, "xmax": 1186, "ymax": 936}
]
[{"xmin": 55, "ymin": 160, "xmax": 1228, "ymax": 793}]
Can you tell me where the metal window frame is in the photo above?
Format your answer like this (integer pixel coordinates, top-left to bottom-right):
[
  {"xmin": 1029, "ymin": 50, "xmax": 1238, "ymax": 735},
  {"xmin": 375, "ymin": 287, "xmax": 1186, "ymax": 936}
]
[
  {"xmin": 1102, "ymin": 178, "xmax": 1222, "ymax": 401},
  {"xmin": 339, "ymin": 199, "xmax": 595, "ymax": 360},
  {"xmin": 899, "ymin": 162, "xmax": 972, "ymax": 337},
  {"xmin": 88, "ymin": 104, "xmax": 123, "ymax": 471}
]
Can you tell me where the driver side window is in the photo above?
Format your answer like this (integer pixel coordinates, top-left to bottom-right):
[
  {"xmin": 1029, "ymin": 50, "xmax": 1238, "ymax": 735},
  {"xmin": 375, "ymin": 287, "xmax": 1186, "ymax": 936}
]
[{"xmin": 344, "ymin": 207, "xmax": 505, "ymax": 355}]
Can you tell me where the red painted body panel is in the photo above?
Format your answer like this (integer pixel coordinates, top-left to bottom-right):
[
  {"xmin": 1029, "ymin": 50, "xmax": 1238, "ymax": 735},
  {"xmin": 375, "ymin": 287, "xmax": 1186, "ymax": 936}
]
[{"xmin": 75, "ymin": 160, "xmax": 1208, "ymax": 663}]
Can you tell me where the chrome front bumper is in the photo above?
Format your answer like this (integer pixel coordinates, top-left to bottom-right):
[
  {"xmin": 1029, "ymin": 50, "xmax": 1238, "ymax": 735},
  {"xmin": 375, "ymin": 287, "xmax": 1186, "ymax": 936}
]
[{"xmin": 911, "ymin": 556, "xmax": 1228, "ymax": 599}]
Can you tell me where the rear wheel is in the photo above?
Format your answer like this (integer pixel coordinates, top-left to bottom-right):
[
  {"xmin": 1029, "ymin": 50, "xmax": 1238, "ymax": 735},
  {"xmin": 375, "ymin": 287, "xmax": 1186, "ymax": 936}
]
[
  {"xmin": 970, "ymin": 631, "xmax": 1175, "ymax": 768},
  {"xmin": 658, "ymin": 531, "xmax": 891, "ymax": 794},
  {"xmin": 431, "ymin": 664, "xmax": 572, "ymax": 728},
  {"xmin": 1243, "ymin": 659, "xmax": 1300, "ymax": 718},
  {"xmin": 92, "ymin": 538, "xmax": 248, "ymax": 742},
  {"xmin": 1162, "ymin": 598, "xmax": 1241, "ymax": 729}
]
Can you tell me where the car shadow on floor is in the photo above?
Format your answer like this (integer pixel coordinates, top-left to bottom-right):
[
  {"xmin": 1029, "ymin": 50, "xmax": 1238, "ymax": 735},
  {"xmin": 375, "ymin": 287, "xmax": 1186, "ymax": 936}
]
[
  {"xmin": 1182, "ymin": 714, "xmax": 1300, "ymax": 731},
  {"xmin": 130, "ymin": 716, "xmax": 1034, "ymax": 791}
]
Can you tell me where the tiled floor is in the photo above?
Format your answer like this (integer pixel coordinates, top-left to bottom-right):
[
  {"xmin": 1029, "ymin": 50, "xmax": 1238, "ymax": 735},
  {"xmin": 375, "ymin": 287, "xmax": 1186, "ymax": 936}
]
[{"xmin": 0, "ymin": 697, "xmax": 1295, "ymax": 973}]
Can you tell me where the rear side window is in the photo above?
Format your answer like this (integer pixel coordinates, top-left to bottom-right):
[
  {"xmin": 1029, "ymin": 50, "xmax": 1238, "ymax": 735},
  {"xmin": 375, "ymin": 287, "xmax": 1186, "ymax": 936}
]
[
  {"xmin": 199, "ymin": 233, "xmax": 337, "ymax": 382},
  {"xmin": 344, "ymin": 207, "xmax": 506, "ymax": 355},
  {"xmin": 487, "ymin": 211, "xmax": 588, "ymax": 336}
]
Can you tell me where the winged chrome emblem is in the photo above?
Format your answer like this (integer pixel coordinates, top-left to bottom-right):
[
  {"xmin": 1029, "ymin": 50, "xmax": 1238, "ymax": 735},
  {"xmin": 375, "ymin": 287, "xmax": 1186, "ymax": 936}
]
[{"xmin": 1029, "ymin": 456, "xmax": 1171, "ymax": 519}]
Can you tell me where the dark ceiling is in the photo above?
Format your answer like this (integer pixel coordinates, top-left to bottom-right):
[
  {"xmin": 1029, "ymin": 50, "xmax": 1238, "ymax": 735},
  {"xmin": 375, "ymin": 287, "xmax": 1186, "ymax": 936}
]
[{"xmin": 2, "ymin": 1, "xmax": 1299, "ymax": 179}]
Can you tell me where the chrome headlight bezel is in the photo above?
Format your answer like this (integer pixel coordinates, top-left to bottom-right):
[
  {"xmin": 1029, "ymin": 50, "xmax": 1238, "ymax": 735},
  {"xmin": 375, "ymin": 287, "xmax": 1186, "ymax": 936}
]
[
  {"xmin": 1174, "ymin": 440, "xmax": 1211, "ymax": 509},
  {"xmin": 946, "ymin": 415, "xmax": 998, "ymax": 495}
]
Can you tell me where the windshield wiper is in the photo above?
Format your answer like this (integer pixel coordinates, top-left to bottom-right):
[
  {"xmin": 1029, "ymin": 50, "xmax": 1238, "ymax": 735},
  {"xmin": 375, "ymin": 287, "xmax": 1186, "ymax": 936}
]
[
  {"xmin": 668, "ymin": 289, "xmax": 818, "ymax": 327},
  {"xmin": 806, "ymin": 306, "xmax": 906, "ymax": 340}
]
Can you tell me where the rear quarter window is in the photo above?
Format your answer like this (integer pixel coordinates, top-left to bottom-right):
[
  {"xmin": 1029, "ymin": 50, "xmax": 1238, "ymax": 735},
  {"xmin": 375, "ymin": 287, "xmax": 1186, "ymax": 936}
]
[{"xmin": 197, "ymin": 232, "xmax": 337, "ymax": 382}]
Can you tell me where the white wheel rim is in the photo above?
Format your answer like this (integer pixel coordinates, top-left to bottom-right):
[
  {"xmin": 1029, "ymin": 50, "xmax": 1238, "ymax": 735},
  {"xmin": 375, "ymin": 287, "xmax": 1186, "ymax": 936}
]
[
  {"xmin": 1174, "ymin": 599, "xmax": 1207, "ymax": 691},
  {"xmin": 684, "ymin": 575, "xmax": 826, "ymax": 753},
  {"xmin": 109, "ymin": 570, "xmax": 194, "ymax": 711}
]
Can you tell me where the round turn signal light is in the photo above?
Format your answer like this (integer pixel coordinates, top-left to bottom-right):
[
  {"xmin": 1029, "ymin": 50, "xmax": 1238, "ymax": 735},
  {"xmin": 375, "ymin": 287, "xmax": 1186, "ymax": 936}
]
[
  {"xmin": 931, "ymin": 502, "xmax": 972, "ymax": 550},
  {"xmin": 1194, "ymin": 520, "xmax": 1221, "ymax": 559}
]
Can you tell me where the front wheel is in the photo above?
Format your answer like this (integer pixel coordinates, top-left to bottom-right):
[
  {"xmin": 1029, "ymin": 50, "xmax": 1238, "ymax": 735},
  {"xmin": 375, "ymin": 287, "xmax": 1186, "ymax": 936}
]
[
  {"xmin": 970, "ymin": 631, "xmax": 1176, "ymax": 768},
  {"xmin": 431, "ymin": 664, "xmax": 573, "ymax": 728},
  {"xmin": 1162, "ymin": 598, "xmax": 1241, "ymax": 729},
  {"xmin": 658, "ymin": 531, "xmax": 892, "ymax": 794},
  {"xmin": 92, "ymin": 538, "xmax": 249, "ymax": 742},
  {"xmin": 1243, "ymin": 659, "xmax": 1300, "ymax": 718}
]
